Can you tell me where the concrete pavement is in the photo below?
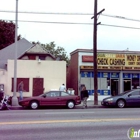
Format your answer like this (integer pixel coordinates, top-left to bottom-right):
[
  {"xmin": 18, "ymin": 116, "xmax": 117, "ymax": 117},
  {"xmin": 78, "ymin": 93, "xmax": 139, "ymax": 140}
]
[{"xmin": 76, "ymin": 101, "xmax": 103, "ymax": 109}]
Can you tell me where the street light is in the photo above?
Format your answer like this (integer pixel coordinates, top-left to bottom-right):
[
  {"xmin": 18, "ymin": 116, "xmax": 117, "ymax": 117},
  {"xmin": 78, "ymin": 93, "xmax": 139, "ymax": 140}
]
[{"xmin": 12, "ymin": 0, "xmax": 19, "ymax": 106}]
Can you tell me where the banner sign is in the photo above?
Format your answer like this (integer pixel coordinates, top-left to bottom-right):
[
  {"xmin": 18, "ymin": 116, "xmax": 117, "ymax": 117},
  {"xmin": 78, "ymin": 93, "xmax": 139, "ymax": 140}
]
[
  {"xmin": 125, "ymin": 54, "xmax": 140, "ymax": 66},
  {"xmin": 97, "ymin": 53, "xmax": 125, "ymax": 66},
  {"xmin": 81, "ymin": 53, "xmax": 140, "ymax": 70}
]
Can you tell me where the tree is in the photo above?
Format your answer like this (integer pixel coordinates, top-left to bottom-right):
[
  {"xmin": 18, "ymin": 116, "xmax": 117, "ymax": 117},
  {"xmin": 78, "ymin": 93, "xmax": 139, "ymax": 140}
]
[
  {"xmin": 0, "ymin": 20, "xmax": 21, "ymax": 50},
  {"xmin": 32, "ymin": 41, "xmax": 70, "ymax": 64}
]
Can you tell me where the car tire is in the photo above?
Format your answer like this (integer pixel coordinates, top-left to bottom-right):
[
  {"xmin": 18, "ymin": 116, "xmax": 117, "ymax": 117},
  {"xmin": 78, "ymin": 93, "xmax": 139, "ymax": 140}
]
[
  {"xmin": 117, "ymin": 99, "xmax": 125, "ymax": 108},
  {"xmin": 67, "ymin": 101, "xmax": 75, "ymax": 109},
  {"xmin": 30, "ymin": 101, "xmax": 39, "ymax": 109}
]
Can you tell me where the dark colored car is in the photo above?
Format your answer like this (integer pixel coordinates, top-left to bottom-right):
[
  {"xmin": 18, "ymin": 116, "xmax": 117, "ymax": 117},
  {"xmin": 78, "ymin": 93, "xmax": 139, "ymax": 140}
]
[
  {"xmin": 101, "ymin": 89, "xmax": 140, "ymax": 108},
  {"xmin": 19, "ymin": 90, "xmax": 81, "ymax": 109}
]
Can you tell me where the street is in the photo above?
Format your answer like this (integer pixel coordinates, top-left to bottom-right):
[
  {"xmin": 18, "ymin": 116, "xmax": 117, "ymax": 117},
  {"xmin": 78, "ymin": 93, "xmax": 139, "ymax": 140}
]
[{"xmin": 0, "ymin": 108, "xmax": 140, "ymax": 140}]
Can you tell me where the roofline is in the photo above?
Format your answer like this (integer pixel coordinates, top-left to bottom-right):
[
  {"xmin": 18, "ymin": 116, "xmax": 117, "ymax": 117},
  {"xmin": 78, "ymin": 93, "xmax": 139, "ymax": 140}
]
[
  {"xmin": 16, "ymin": 39, "xmax": 34, "ymax": 59},
  {"xmin": 70, "ymin": 49, "xmax": 140, "ymax": 55}
]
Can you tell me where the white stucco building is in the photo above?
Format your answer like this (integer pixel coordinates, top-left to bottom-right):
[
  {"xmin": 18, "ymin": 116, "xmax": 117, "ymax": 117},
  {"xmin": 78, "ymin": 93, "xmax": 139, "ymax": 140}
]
[{"xmin": 0, "ymin": 38, "xmax": 66, "ymax": 98}]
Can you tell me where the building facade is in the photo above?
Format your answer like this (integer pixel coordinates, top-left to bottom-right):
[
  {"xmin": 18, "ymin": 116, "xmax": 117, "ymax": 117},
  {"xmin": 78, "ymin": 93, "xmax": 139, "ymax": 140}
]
[
  {"xmin": 0, "ymin": 38, "xmax": 66, "ymax": 98},
  {"xmin": 67, "ymin": 49, "xmax": 140, "ymax": 101}
]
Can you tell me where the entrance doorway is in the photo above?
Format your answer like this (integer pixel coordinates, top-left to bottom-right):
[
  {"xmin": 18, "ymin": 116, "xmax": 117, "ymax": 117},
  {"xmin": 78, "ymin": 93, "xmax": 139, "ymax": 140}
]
[
  {"xmin": 123, "ymin": 79, "xmax": 131, "ymax": 92},
  {"xmin": 33, "ymin": 78, "xmax": 44, "ymax": 96},
  {"xmin": 111, "ymin": 79, "xmax": 119, "ymax": 96},
  {"xmin": 132, "ymin": 78, "xmax": 139, "ymax": 89}
]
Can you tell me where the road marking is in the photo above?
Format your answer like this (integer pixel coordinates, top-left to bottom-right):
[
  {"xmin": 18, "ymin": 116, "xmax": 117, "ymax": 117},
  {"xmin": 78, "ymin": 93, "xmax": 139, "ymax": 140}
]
[
  {"xmin": 45, "ymin": 112, "xmax": 95, "ymax": 114},
  {"xmin": 0, "ymin": 118, "xmax": 140, "ymax": 125}
]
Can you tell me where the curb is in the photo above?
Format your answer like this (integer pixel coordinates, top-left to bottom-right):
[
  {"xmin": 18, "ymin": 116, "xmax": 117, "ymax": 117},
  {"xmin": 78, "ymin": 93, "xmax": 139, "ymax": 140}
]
[
  {"xmin": 9, "ymin": 106, "xmax": 23, "ymax": 110},
  {"xmin": 8, "ymin": 101, "xmax": 104, "ymax": 110}
]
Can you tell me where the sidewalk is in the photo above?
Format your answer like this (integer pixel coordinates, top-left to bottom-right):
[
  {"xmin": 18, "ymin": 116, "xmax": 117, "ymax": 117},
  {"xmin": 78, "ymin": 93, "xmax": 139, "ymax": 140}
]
[
  {"xmin": 76, "ymin": 101, "xmax": 103, "ymax": 109},
  {"xmin": 8, "ymin": 105, "xmax": 23, "ymax": 110},
  {"xmin": 8, "ymin": 101, "xmax": 103, "ymax": 110}
]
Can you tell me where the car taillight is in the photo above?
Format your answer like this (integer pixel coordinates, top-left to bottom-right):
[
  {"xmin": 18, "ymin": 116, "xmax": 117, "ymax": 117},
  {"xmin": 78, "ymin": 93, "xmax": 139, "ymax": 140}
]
[{"xmin": 76, "ymin": 96, "xmax": 80, "ymax": 100}]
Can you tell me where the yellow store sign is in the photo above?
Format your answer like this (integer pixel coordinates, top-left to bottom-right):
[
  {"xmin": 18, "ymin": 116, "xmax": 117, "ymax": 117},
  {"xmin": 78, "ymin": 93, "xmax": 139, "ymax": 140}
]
[
  {"xmin": 97, "ymin": 53, "xmax": 125, "ymax": 66},
  {"xmin": 125, "ymin": 54, "xmax": 140, "ymax": 66},
  {"xmin": 81, "ymin": 53, "xmax": 140, "ymax": 70}
]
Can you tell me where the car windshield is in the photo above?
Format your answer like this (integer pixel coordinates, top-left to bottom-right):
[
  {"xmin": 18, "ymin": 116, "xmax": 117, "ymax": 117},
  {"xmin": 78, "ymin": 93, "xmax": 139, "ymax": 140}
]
[
  {"xmin": 119, "ymin": 90, "xmax": 132, "ymax": 95},
  {"xmin": 38, "ymin": 92, "xmax": 48, "ymax": 97}
]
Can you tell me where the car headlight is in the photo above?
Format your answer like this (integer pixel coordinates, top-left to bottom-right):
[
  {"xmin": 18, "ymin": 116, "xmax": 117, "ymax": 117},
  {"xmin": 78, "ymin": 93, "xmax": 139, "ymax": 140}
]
[{"xmin": 105, "ymin": 98, "xmax": 113, "ymax": 101}]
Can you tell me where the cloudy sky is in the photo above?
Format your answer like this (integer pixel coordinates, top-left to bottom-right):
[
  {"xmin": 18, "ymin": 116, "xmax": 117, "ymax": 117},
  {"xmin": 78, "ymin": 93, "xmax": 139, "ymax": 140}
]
[{"xmin": 1, "ymin": 0, "xmax": 140, "ymax": 56}]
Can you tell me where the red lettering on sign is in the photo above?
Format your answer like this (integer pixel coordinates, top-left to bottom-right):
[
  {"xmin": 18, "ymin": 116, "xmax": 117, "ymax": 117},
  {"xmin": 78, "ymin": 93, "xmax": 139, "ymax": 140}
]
[{"xmin": 82, "ymin": 56, "xmax": 93, "ymax": 62}]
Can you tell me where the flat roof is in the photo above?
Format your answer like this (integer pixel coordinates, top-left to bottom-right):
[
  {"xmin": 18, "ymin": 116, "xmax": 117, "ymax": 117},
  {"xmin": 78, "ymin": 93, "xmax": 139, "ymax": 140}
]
[{"xmin": 70, "ymin": 49, "xmax": 140, "ymax": 55}]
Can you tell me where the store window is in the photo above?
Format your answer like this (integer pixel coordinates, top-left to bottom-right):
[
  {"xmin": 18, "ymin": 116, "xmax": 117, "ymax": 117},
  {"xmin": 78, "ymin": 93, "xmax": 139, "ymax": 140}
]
[
  {"xmin": 100, "ymin": 72, "xmax": 110, "ymax": 90},
  {"xmin": 132, "ymin": 74, "xmax": 139, "ymax": 89}
]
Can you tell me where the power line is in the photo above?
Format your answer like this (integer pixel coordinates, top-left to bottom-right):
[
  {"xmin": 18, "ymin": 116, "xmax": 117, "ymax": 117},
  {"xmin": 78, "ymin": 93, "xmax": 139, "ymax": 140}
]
[
  {"xmin": 1, "ymin": 19, "xmax": 140, "ymax": 30},
  {"xmin": 0, "ymin": 10, "xmax": 92, "ymax": 15},
  {"xmin": 101, "ymin": 14, "xmax": 140, "ymax": 22},
  {"xmin": 1, "ymin": 19, "xmax": 92, "ymax": 25},
  {"xmin": 1, "ymin": 10, "xmax": 140, "ymax": 22},
  {"xmin": 1, "ymin": 10, "xmax": 140, "ymax": 20},
  {"xmin": 101, "ymin": 24, "xmax": 140, "ymax": 30}
]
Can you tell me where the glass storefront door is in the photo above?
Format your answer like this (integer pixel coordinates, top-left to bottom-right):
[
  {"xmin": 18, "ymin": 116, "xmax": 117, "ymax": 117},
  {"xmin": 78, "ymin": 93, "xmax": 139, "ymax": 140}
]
[
  {"xmin": 123, "ymin": 79, "xmax": 131, "ymax": 92},
  {"xmin": 111, "ymin": 79, "xmax": 119, "ymax": 96}
]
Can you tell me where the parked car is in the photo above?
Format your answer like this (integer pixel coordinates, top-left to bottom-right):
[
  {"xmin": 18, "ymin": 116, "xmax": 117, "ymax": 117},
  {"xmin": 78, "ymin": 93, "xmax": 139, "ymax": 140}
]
[
  {"xmin": 19, "ymin": 90, "xmax": 81, "ymax": 109},
  {"xmin": 101, "ymin": 89, "xmax": 140, "ymax": 108}
]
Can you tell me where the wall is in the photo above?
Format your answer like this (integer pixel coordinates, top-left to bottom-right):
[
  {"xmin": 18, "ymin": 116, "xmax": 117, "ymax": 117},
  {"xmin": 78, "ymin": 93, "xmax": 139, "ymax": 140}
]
[
  {"xmin": 0, "ymin": 69, "xmax": 7, "ymax": 93},
  {"xmin": 7, "ymin": 60, "xmax": 66, "ymax": 97},
  {"xmin": 79, "ymin": 52, "xmax": 93, "ymax": 66},
  {"xmin": 68, "ymin": 53, "xmax": 79, "ymax": 95}
]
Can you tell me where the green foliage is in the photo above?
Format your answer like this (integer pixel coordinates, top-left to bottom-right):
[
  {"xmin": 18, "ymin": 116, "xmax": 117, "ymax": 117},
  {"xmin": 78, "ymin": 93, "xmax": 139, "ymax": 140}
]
[
  {"xmin": 32, "ymin": 41, "xmax": 70, "ymax": 64},
  {"xmin": 0, "ymin": 20, "xmax": 21, "ymax": 50}
]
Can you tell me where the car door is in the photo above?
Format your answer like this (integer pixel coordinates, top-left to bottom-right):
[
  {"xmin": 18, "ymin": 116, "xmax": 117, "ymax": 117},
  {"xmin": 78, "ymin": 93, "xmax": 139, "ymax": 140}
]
[
  {"xmin": 60, "ymin": 91, "xmax": 71, "ymax": 105},
  {"xmin": 126, "ymin": 90, "xmax": 140, "ymax": 106},
  {"xmin": 40, "ymin": 91, "xmax": 61, "ymax": 106}
]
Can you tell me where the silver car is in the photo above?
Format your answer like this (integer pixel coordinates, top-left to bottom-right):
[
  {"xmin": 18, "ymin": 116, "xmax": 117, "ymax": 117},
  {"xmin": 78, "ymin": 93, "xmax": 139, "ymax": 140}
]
[{"xmin": 101, "ymin": 89, "xmax": 140, "ymax": 108}]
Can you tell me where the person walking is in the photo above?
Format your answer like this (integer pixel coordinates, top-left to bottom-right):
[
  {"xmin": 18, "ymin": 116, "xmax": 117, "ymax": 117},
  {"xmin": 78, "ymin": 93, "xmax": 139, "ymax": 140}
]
[
  {"xmin": 81, "ymin": 86, "xmax": 89, "ymax": 109},
  {"xmin": 59, "ymin": 84, "xmax": 66, "ymax": 92},
  {"xmin": 18, "ymin": 81, "xmax": 24, "ymax": 101}
]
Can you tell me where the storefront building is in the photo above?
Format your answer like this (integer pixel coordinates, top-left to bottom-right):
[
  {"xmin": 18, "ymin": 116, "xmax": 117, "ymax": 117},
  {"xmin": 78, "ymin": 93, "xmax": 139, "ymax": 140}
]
[{"xmin": 67, "ymin": 49, "xmax": 140, "ymax": 101}]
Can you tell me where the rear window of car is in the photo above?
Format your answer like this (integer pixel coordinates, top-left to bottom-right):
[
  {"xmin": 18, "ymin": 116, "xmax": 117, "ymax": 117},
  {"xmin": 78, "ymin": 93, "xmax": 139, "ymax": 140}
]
[
  {"xmin": 61, "ymin": 92, "xmax": 70, "ymax": 96},
  {"xmin": 47, "ymin": 92, "xmax": 60, "ymax": 97}
]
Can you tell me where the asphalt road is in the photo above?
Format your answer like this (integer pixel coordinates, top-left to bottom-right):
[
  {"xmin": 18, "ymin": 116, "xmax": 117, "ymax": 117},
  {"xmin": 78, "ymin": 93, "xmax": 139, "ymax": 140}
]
[{"xmin": 0, "ymin": 108, "xmax": 140, "ymax": 140}]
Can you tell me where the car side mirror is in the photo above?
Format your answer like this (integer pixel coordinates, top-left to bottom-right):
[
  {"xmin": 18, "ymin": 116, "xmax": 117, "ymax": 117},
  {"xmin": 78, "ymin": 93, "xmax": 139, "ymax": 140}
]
[
  {"xmin": 43, "ymin": 95, "xmax": 46, "ymax": 98},
  {"xmin": 128, "ymin": 94, "xmax": 131, "ymax": 97}
]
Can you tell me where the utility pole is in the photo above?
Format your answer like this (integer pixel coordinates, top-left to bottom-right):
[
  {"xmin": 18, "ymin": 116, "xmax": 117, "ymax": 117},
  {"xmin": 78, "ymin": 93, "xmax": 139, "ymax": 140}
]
[
  {"xmin": 12, "ymin": 0, "xmax": 19, "ymax": 106},
  {"xmin": 91, "ymin": 0, "xmax": 105, "ymax": 105}
]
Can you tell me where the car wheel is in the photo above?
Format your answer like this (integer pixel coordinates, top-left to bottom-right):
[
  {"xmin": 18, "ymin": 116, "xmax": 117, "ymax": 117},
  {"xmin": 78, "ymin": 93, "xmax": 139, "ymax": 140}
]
[
  {"xmin": 30, "ymin": 101, "xmax": 39, "ymax": 109},
  {"xmin": 67, "ymin": 101, "xmax": 75, "ymax": 109},
  {"xmin": 117, "ymin": 99, "xmax": 125, "ymax": 108}
]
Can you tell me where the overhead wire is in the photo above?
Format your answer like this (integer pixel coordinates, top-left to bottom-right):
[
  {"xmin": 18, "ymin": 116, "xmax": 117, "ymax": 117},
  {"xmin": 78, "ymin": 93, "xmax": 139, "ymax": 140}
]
[
  {"xmin": 1, "ymin": 10, "xmax": 140, "ymax": 29},
  {"xmin": 0, "ymin": 10, "xmax": 93, "ymax": 15},
  {"xmin": 101, "ymin": 14, "xmax": 140, "ymax": 22},
  {"xmin": 1, "ymin": 19, "xmax": 140, "ymax": 30},
  {"xmin": 1, "ymin": 10, "xmax": 140, "ymax": 22}
]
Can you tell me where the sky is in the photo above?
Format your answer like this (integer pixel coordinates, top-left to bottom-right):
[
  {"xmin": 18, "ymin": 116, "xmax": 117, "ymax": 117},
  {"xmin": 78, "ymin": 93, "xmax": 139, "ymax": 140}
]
[{"xmin": 1, "ymin": 0, "xmax": 140, "ymax": 56}]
